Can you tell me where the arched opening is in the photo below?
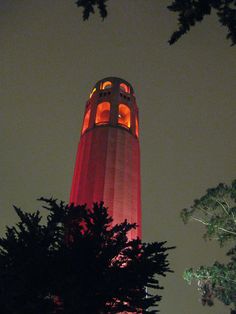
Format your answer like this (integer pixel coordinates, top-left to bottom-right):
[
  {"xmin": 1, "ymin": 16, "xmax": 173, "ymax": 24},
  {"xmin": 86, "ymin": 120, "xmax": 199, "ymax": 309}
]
[
  {"xmin": 89, "ymin": 88, "xmax": 96, "ymax": 98},
  {"xmin": 120, "ymin": 83, "xmax": 130, "ymax": 93},
  {"xmin": 82, "ymin": 108, "xmax": 91, "ymax": 134},
  {"xmin": 100, "ymin": 81, "xmax": 112, "ymax": 90},
  {"xmin": 118, "ymin": 104, "xmax": 131, "ymax": 128},
  {"xmin": 135, "ymin": 116, "xmax": 139, "ymax": 137},
  {"xmin": 95, "ymin": 102, "xmax": 110, "ymax": 125}
]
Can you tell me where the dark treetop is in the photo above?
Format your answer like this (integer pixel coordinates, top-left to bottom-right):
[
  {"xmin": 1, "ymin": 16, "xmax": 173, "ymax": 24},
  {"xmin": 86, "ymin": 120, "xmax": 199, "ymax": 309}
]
[{"xmin": 0, "ymin": 198, "xmax": 174, "ymax": 314}]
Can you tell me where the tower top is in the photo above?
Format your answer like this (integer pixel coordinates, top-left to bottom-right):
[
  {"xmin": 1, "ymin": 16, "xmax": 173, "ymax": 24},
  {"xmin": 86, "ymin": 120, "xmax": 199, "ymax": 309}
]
[
  {"xmin": 82, "ymin": 77, "xmax": 139, "ymax": 138},
  {"xmin": 92, "ymin": 77, "xmax": 135, "ymax": 95}
]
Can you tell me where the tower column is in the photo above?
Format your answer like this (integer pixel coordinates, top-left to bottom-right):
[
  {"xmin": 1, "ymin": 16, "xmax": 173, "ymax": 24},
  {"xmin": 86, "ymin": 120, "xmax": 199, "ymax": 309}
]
[{"xmin": 70, "ymin": 77, "xmax": 142, "ymax": 239}]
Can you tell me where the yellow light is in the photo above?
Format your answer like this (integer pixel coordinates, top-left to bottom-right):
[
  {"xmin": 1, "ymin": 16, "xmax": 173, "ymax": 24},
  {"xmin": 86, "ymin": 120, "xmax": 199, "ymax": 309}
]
[
  {"xmin": 100, "ymin": 81, "xmax": 112, "ymax": 90},
  {"xmin": 89, "ymin": 88, "xmax": 96, "ymax": 98}
]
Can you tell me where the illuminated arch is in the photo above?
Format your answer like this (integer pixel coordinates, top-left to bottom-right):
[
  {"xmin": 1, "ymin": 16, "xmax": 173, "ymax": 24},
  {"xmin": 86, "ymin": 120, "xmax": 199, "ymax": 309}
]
[
  {"xmin": 100, "ymin": 81, "xmax": 112, "ymax": 90},
  {"xmin": 135, "ymin": 116, "xmax": 139, "ymax": 137},
  {"xmin": 118, "ymin": 104, "xmax": 131, "ymax": 128},
  {"xmin": 82, "ymin": 108, "xmax": 91, "ymax": 134},
  {"xmin": 120, "ymin": 83, "xmax": 130, "ymax": 93},
  {"xmin": 95, "ymin": 102, "xmax": 110, "ymax": 125},
  {"xmin": 89, "ymin": 88, "xmax": 96, "ymax": 98}
]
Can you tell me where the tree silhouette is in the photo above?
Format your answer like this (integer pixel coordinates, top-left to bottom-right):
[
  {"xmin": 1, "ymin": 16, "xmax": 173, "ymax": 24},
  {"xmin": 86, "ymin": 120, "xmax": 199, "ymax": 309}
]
[
  {"xmin": 0, "ymin": 198, "xmax": 173, "ymax": 313},
  {"xmin": 168, "ymin": 0, "xmax": 236, "ymax": 46},
  {"xmin": 75, "ymin": 0, "xmax": 236, "ymax": 46}
]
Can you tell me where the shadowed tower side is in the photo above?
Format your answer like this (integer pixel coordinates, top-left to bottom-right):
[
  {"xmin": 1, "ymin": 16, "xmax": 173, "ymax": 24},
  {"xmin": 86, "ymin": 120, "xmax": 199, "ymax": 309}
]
[{"xmin": 70, "ymin": 77, "xmax": 141, "ymax": 239}]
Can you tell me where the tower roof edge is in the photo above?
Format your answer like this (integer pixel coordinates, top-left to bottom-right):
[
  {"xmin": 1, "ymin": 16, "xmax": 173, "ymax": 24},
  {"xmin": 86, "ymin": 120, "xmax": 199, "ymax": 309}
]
[{"xmin": 94, "ymin": 77, "xmax": 135, "ymax": 94}]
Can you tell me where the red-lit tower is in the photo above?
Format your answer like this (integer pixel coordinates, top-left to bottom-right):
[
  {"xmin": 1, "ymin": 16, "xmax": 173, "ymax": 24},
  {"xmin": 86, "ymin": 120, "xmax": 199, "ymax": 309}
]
[{"xmin": 70, "ymin": 77, "xmax": 141, "ymax": 239}]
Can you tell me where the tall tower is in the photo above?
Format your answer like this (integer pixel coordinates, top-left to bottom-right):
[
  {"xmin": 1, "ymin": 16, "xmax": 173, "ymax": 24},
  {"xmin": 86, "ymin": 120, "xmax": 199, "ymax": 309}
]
[{"xmin": 70, "ymin": 77, "xmax": 141, "ymax": 238}]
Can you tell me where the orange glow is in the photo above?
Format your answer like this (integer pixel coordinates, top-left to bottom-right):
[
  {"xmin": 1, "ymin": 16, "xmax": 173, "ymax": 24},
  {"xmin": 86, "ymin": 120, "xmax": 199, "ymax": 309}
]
[
  {"xmin": 120, "ymin": 83, "xmax": 130, "ymax": 93},
  {"xmin": 89, "ymin": 88, "xmax": 96, "ymax": 98},
  {"xmin": 95, "ymin": 102, "xmax": 110, "ymax": 124},
  {"xmin": 135, "ymin": 117, "xmax": 139, "ymax": 137},
  {"xmin": 100, "ymin": 81, "xmax": 112, "ymax": 90},
  {"xmin": 82, "ymin": 109, "xmax": 91, "ymax": 134},
  {"xmin": 118, "ymin": 104, "xmax": 131, "ymax": 128}
]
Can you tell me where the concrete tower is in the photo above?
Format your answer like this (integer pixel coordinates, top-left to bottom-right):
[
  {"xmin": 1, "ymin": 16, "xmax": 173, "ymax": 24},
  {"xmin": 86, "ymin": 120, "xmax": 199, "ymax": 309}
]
[{"xmin": 70, "ymin": 77, "xmax": 141, "ymax": 239}]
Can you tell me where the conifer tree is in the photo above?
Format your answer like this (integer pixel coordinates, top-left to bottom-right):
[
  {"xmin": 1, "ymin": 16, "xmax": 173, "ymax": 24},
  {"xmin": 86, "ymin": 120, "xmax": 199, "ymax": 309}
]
[{"xmin": 0, "ymin": 198, "xmax": 173, "ymax": 313}]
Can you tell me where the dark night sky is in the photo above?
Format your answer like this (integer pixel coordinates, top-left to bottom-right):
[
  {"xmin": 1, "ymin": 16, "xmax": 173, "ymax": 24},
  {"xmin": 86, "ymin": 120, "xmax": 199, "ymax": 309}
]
[{"xmin": 1, "ymin": 1, "xmax": 236, "ymax": 313}]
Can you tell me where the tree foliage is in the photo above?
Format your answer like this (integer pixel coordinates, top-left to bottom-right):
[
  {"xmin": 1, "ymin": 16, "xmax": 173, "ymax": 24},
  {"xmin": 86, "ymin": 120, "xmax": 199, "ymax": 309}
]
[
  {"xmin": 181, "ymin": 180, "xmax": 236, "ymax": 313},
  {"xmin": 76, "ymin": 0, "xmax": 108, "ymax": 20},
  {"xmin": 75, "ymin": 0, "xmax": 236, "ymax": 46},
  {"xmin": 0, "ymin": 198, "xmax": 173, "ymax": 313},
  {"xmin": 168, "ymin": 0, "xmax": 236, "ymax": 46}
]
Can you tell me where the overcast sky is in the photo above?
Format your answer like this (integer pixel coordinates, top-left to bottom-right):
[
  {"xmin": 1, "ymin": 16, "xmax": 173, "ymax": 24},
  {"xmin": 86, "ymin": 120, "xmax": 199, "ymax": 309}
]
[{"xmin": 1, "ymin": 1, "xmax": 236, "ymax": 313}]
